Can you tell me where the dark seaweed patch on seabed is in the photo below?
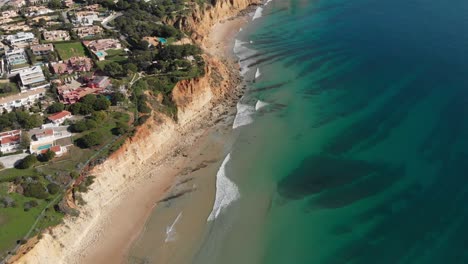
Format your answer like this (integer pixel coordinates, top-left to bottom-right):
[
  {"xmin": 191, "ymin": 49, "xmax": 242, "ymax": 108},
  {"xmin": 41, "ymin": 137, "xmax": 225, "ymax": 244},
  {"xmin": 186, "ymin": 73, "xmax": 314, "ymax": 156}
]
[
  {"xmin": 308, "ymin": 165, "xmax": 404, "ymax": 210},
  {"xmin": 277, "ymin": 155, "xmax": 395, "ymax": 201}
]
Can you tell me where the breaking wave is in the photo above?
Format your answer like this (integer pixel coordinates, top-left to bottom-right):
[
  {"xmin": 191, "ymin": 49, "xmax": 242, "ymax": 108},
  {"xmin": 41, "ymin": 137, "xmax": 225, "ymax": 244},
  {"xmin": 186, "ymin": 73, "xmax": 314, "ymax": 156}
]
[
  {"xmin": 233, "ymin": 102, "xmax": 256, "ymax": 129},
  {"xmin": 207, "ymin": 154, "xmax": 240, "ymax": 221},
  {"xmin": 255, "ymin": 100, "xmax": 269, "ymax": 111},
  {"xmin": 252, "ymin": 7, "xmax": 264, "ymax": 20}
]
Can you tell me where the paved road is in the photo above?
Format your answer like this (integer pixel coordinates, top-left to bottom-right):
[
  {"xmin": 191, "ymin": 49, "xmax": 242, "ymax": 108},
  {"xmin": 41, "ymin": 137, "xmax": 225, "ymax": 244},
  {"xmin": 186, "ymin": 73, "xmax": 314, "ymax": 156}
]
[
  {"xmin": 101, "ymin": 12, "xmax": 122, "ymax": 30},
  {"xmin": 0, "ymin": 153, "xmax": 28, "ymax": 169}
]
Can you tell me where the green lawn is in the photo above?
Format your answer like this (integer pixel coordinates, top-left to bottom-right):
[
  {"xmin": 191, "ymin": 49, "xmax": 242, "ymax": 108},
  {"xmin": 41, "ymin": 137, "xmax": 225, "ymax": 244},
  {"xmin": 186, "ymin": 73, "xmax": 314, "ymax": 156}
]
[
  {"xmin": 96, "ymin": 49, "xmax": 128, "ymax": 68},
  {"xmin": 54, "ymin": 42, "xmax": 87, "ymax": 60},
  {"xmin": 0, "ymin": 191, "xmax": 62, "ymax": 256}
]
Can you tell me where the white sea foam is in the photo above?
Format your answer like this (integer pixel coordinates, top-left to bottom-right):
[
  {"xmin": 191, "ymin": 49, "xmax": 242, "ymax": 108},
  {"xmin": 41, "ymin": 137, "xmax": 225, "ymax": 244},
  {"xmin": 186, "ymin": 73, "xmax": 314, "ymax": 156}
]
[
  {"xmin": 252, "ymin": 7, "xmax": 264, "ymax": 20},
  {"xmin": 233, "ymin": 102, "xmax": 255, "ymax": 129},
  {"xmin": 265, "ymin": 0, "xmax": 273, "ymax": 5},
  {"xmin": 255, "ymin": 100, "xmax": 269, "ymax": 111},
  {"xmin": 207, "ymin": 154, "xmax": 240, "ymax": 221},
  {"xmin": 165, "ymin": 212, "xmax": 183, "ymax": 242},
  {"xmin": 255, "ymin": 68, "xmax": 261, "ymax": 79},
  {"xmin": 234, "ymin": 39, "xmax": 257, "ymax": 77}
]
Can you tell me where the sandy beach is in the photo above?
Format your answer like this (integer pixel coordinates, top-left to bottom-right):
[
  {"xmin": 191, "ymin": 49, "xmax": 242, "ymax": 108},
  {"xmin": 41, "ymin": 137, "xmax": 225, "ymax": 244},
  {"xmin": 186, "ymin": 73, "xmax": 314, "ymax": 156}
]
[
  {"xmin": 10, "ymin": 5, "xmax": 254, "ymax": 264},
  {"xmin": 82, "ymin": 16, "xmax": 248, "ymax": 264}
]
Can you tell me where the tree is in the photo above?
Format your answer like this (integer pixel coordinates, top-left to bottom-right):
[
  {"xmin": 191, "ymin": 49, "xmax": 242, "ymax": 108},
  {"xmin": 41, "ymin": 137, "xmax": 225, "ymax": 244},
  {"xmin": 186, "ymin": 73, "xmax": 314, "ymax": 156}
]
[
  {"xmin": 85, "ymin": 119, "xmax": 97, "ymax": 129},
  {"xmin": 92, "ymin": 97, "xmax": 110, "ymax": 111},
  {"xmin": 79, "ymin": 103, "xmax": 94, "ymax": 115},
  {"xmin": 124, "ymin": 63, "xmax": 138, "ymax": 74},
  {"xmin": 81, "ymin": 94, "xmax": 97, "ymax": 105},
  {"xmin": 71, "ymin": 120, "xmax": 89, "ymax": 132},
  {"xmin": 38, "ymin": 149, "xmax": 55, "ymax": 162},
  {"xmin": 20, "ymin": 131, "xmax": 30, "ymax": 149},
  {"xmin": 15, "ymin": 154, "xmax": 37, "ymax": 169},
  {"xmin": 103, "ymin": 62, "xmax": 124, "ymax": 77},
  {"xmin": 91, "ymin": 111, "xmax": 106, "ymax": 122},
  {"xmin": 47, "ymin": 102, "xmax": 65, "ymax": 114},
  {"xmin": 78, "ymin": 132, "xmax": 103, "ymax": 148},
  {"xmin": 69, "ymin": 102, "xmax": 82, "ymax": 115},
  {"xmin": 110, "ymin": 92, "xmax": 125, "ymax": 106}
]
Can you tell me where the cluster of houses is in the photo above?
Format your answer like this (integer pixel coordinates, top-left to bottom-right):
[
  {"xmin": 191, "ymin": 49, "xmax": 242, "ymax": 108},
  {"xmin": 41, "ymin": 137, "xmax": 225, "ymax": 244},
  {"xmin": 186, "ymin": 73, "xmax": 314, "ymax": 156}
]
[
  {"xmin": 0, "ymin": 0, "xmax": 126, "ymax": 113},
  {"xmin": 0, "ymin": 2, "xmax": 127, "ymax": 160},
  {"xmin": 0, "ymin": 111, "xmax": 73, "ymax": 157}
]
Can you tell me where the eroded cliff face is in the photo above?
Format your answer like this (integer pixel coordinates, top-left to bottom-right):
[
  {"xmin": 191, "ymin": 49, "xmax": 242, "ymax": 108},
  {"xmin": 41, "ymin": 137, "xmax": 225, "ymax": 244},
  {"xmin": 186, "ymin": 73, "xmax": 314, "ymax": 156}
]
[
  {"xmin": 10, "ymin": 0, "xmax": 253, "ymax": 263},
  {"xmin": 171, "ymin": 0, "xmax": 261, "ymax": 43}
]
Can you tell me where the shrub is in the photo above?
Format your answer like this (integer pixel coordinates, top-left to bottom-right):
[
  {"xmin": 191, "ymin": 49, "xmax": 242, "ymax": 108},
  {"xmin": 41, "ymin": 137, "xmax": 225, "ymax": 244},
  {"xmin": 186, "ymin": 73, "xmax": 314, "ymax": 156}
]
[
  {"xmin": 47, "ymin": 183, "xmax": 60, "ymax": 195},
  {"xmin": 112, "ymin": 121, "xmax": 129, "ymax": 135},
  {"xmin": 15, "ymin": 155, "xmax": 37, "ymax": 169},
  {"xmin": 24, "ymin": 200, "xmax": 39, "ymax": 211},
  {"xmin": 23, "ymin": 182, "xmax": 48, "ymax": 199}
]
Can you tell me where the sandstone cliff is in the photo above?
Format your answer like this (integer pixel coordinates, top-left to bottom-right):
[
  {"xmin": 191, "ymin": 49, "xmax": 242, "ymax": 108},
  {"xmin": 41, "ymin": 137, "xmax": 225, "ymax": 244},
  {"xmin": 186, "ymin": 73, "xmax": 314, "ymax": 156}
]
[
  {"xmin": 171, "ymin": 0, "xmax": 260, "ymax": 43},
  {"xmin": 9, "ymin": 0, "xmax": 258, "ymax": 263}
]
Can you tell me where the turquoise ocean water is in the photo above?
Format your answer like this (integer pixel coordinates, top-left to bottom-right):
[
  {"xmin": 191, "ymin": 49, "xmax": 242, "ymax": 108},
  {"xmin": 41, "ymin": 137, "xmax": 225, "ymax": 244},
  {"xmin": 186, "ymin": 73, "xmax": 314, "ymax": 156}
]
[{"xmin": 193, "ymin": 0, "xmax": 468, "ymax": 263}]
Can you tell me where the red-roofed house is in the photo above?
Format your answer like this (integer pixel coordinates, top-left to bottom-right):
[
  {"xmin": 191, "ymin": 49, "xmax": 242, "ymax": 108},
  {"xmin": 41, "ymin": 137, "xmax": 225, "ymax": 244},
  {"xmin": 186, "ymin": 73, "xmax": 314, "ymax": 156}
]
[
  {"xmin": 57, "ymin": 85, "xmax": 103, "ymax": 105},
  {"xmin": 0, "ymin": 129, "xmax": 22, "ymax": 153},
  {"xmin": 51, "ymin": 57, "xmax": 93, "ymax": 74},
  {"xmin": 48, "ymin": 111, "xmax": 72, "ymax": 125}
]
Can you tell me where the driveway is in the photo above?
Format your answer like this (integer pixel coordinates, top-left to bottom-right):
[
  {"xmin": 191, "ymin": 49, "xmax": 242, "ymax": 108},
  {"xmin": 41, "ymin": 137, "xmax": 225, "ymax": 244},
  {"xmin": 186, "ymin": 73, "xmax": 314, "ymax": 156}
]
[{"xmin": 0, "ymin": 153, "xmax": 28, "ymax": 168}]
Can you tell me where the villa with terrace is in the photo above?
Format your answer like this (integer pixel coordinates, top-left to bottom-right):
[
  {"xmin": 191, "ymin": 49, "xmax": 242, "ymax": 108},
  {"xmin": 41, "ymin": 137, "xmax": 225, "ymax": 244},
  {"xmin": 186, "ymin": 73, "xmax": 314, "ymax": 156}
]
[
  {"xmin": 18, "ymin": 67, "xmax": 49, "ymax": 91},
  {"xmin": 4, "ymin": 32, "xmax": 37, "ymax": 48},
  {"xmin": 4, "ymin": 48, "xmax": 29, "ymax": 72},
  {"xmin": 73, "ymin": 26, "xmax": 103, "ymax": 39},
  {"xmin": 31, "ymin": 43, "xmax": 55, "ymax": 56},
  {"xmin": 82, "ymin": 39, "xmax": 122, "ymax": 61},
  {"xmin": 43, "ymin": 30, "xmax": 71, "ymax": 42},
  {"xmin": 29, "ymin": 126, "xmax": 73, "ymax": 156}
]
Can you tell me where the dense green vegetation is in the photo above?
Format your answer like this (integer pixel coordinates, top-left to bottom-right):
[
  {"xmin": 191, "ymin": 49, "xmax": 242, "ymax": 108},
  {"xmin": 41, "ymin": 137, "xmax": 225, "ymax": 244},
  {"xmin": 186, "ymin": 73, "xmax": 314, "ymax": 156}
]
[{"xmin": 0, "ymin": 111, "xmax": 43, "ymax": 131}]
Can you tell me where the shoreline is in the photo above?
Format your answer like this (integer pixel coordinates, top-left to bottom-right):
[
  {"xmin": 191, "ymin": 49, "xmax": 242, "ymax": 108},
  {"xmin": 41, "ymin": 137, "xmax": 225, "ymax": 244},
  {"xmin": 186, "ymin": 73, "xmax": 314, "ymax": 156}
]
[{"xmin": 9, "ymin": 5, "xmax": 254, "ymax": 264}]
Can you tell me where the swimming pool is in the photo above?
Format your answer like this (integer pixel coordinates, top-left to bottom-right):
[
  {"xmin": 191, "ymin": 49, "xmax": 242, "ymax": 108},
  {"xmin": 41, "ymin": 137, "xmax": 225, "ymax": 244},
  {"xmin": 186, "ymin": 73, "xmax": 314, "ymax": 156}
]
[{"xmin": 37, "ymin": 144, "xmax": 52, "ymax": 151}]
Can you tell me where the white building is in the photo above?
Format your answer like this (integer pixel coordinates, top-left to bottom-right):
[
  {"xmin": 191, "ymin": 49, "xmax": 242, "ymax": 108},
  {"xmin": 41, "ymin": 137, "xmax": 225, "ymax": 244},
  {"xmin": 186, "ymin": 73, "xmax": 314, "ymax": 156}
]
[
  {"xmin": 5, "ymin": 48, "xmax": 28, "ymax": 66},
  {"xmin": 0, "ymin": 130, "xmax": 22, "ymax": 153},
  {"xmin": 18, "ymin": 67, "xmax": 49, "ymax": 91},
  {"xmin": 73, "ymin": 11, "xmax": 99, "ymax": 26},
  {"xmin": 0, "ymin": 87, "xmax": 45, "ymax": 112},
  {"xmin": 30, "ymin": 43, "xmax": 54, "ymax": 56},
  {"xmin": 29, "ymin": 126, "xmax": 72, "ymax": 156},
  {"xmin": 5, "ymin": 32, "xmax": 37, "ymax": 47}
]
